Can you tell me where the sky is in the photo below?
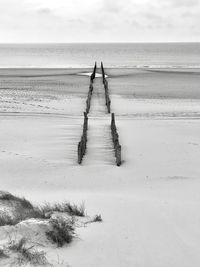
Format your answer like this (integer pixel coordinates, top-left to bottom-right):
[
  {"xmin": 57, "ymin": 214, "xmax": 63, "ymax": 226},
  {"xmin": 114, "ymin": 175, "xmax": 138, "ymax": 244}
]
[{"xmin": 0, "ymin": 0, "xmax": 200, "ymax": 42}]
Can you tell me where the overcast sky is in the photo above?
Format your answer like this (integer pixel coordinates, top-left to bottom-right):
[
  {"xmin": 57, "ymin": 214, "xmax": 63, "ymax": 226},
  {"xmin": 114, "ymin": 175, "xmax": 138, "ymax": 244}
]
[{"xmin": 0, "ymin": 0, "xmax": 200, "ymax": 42}]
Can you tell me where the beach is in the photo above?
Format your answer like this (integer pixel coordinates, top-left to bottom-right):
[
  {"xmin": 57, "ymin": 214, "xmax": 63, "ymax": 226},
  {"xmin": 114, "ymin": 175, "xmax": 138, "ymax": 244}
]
[{"xmin": 1, "ymin": 66, "xmax": 200, "ymax": 266}]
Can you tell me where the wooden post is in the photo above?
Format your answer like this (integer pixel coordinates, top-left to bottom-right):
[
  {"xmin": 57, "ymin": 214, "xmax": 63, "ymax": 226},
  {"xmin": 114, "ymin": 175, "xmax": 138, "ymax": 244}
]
[
  {"xmin": 83, "ymin": 112, "xmax": 88, "ymax": 131},
  {"xmin": 78, "ymin": 141, "xmax": 82, "ymax": 164},
  {"xmin": 116, "ymin": 145, "xmax": 121, "ymax": 166},
  {"xmin": 111, "ymin": 113, "xmax": 115, "ymax": 129},
  {"xmin": 107, "ymin": 98, "xmax": 111, "ymax": 113},
  {"xmin": 89, "ymin": 82, "xmax": 93, "ymax": 92},
  {"xmin": 101, "ymin": 62, "xmax": 105, "ymax": 83},
  {"xmin": 94, "ymin": 62, "xmax": 97, "ymax": 79}
]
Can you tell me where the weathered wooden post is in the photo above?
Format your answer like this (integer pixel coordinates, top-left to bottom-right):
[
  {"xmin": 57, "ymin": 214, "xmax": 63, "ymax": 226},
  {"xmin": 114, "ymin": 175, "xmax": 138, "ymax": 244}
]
[
  {"xmin": 111, "ymin": 113, "xmax": 115, "ymax": 129},
  {"xmin": 82, "ymin": 135, "xmax": 86, "ymax": 155},
  {"xmin": 101, "ymin": 62, "xmax": 105, "ymax": 83},
  {"xmin": 89, "ymin": 82, "xmax": 93, "ymax": 92},
  {"xmin": 78, "ymin": 141, "xmax": 82, "ymax": 164},
  {"xmin": 83, "ymin": 112, "xmax": 88, "ymax": 131},
  {"xmin": 86, "ymin": 99, "xmax": 89, "ymax": 114},
  {"xmin": 94, "ymin": 61, "xmax": 97, "ymax": 78},
  {"xmin": 108, "ymin": 100, "xmax": 111, "ymax": 113},
  {"xmin": 116, "ymin": 145, "xmax": 121, "ymax": 166},
  {"xmin": 104, "ymin": 78, "xmax": 108, "ymax": 88}
]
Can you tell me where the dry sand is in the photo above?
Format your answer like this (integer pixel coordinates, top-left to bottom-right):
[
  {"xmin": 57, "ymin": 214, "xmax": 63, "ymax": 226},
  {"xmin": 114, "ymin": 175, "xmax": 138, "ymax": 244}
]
[{"xmin": 1, "ymin": 68, "xmax": 200, "ymax": 266}]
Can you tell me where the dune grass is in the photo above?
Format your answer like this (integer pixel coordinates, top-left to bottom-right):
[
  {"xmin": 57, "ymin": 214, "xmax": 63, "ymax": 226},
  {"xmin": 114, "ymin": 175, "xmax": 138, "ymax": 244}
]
[
  {"xmin": 0, "ymin": 208, "xmax": 49, "ymax": 227},
  {"xmin": 84, "ymin": 214, "xmax": 103, "ymax": 225},
  {"xmin": 92, "ymin": 214, "xmax": 103, "ymax": 222},
  {"xmin": 0, "ymin": 191, "xmax": 102, "ymax": 254},
  {"xmin": 46, "ymin": 217, "xmax": 75, "ymax": 247},
  {"xmin": 0, "ymin": 192, "xmax": 86, "ymax": 228},
  {"xmin": 40, "ymin": 202, "xmax": 86, "ymax": 217},
  {"xmin": 0, "ymin": 192, "xmax": 33, "ymax": 210},
  {"xmin": 9, "ymin": 238, "xmax": 48, "ymax": 266},
  {"xmin": 0, "ymin": 213, "xmax": 18, "ymax": 226}
]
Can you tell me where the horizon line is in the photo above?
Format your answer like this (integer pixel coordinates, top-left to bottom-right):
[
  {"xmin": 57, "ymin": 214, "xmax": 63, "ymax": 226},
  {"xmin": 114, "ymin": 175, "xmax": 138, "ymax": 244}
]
[{"xmin": 0, "ymin": 41, "xmax": 200, "ymax": 44}]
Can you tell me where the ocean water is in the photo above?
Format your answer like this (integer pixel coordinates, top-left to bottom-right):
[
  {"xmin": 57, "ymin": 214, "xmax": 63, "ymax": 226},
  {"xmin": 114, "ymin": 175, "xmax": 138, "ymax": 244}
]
[{"xmin": 0, "ymin": 43, "xmax": 200, "ymax": 69}]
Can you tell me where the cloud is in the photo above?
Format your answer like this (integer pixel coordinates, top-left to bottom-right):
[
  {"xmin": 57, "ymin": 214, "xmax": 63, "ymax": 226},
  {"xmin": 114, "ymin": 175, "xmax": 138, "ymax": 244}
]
[
  {"xmin": 101, "ymin": 0, "xmax": 137, "ymax": 15},
  {"xmin": 166, "ymin": 0, "xmax": 200, "ymax": 7},
  {"xmin": 36, "ymin": 8, "xmax": 53, "ymax": 15},
  {"xmin": 101, "ymin": 0, "xmax": 125, "ymax": 13},
  {"xmin": 0, "ymin": 0, "xmax": 200, "ymax": 42}
]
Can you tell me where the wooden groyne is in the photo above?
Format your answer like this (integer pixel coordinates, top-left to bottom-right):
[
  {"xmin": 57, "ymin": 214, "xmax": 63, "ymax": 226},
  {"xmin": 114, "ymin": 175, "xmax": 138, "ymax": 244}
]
[
  {"xmin": 86, "ymin": 82, "xmax": 93, "ymax": 114},
  {"xmin": 78, "ymin": 112, "xmax": 88, "ymax": 164},
  {"xmin": 90, "ymin": 62, "xmax": 97, "ymax": 82},
  {"xmin": 104, "ymin": 79, "xmax": 111, "ymax": 113},
  {"xmin": 111, "ymin": 113, "xmax": 121, "ymax": 166},
  {"xmin": 101, "ymin": 62, "xmax": 111, "ymax": 113},
  {"xmin": 101, "ymin": 62, "xmax": 105, "ymax": 83},
  {"xmin": 86, "ymin": 62, "xmax": 96, "ymax": 114},
  {"xmin": 77, "ymin": 62, "xmax": 121, "ymax": 166}
]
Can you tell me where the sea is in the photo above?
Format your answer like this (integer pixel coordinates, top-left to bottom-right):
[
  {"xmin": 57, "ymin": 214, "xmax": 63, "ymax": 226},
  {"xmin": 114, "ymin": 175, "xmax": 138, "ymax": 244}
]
[{"xmin": 0, "ymin": 43, "xmax": 200, "ymax": 69}]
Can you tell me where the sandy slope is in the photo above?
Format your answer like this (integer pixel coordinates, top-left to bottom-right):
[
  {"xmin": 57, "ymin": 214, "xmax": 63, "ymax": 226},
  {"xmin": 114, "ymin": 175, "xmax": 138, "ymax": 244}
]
[{"xmin": 1, "ymin": 68, "xmax": 200, "ymax": 266}]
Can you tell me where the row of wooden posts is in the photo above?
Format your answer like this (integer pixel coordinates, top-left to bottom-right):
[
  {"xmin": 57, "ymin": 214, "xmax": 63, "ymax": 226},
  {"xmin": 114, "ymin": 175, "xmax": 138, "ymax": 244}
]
[
  {"xmin": 101, "ymin": 62, "xmax": 121, "ymax": 166},
  {"xmin": 101, "ymin": 62, "xmax": 121, "ymax": 165},
  {"xmin": 86, "ymin": 81, "xmax": 93, "ymax": 114},
  {"xmin": 90, "ymin": 62, "xmax": 96, "ymax": 82},
  {"xmin": 78, "ymin": 112, "xmax": 88, "ymax": 164},
  {"xmin": 111, "ymin": 113, "xmax": 121, "ymax": 166},
  {"xmin": 86, "ymin": 62, "xmax": 96, "ymax": 113},
  {"xmin": 78, "ymin": 63, "xmax": 97, "ymax": 163},
  {"xmin": 78, "ymin": 62, "xmax": 121, "ymax": 166},
  {"xmin": 101, "ymin": 62, "xmax": 111, "ymax": 113}
]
